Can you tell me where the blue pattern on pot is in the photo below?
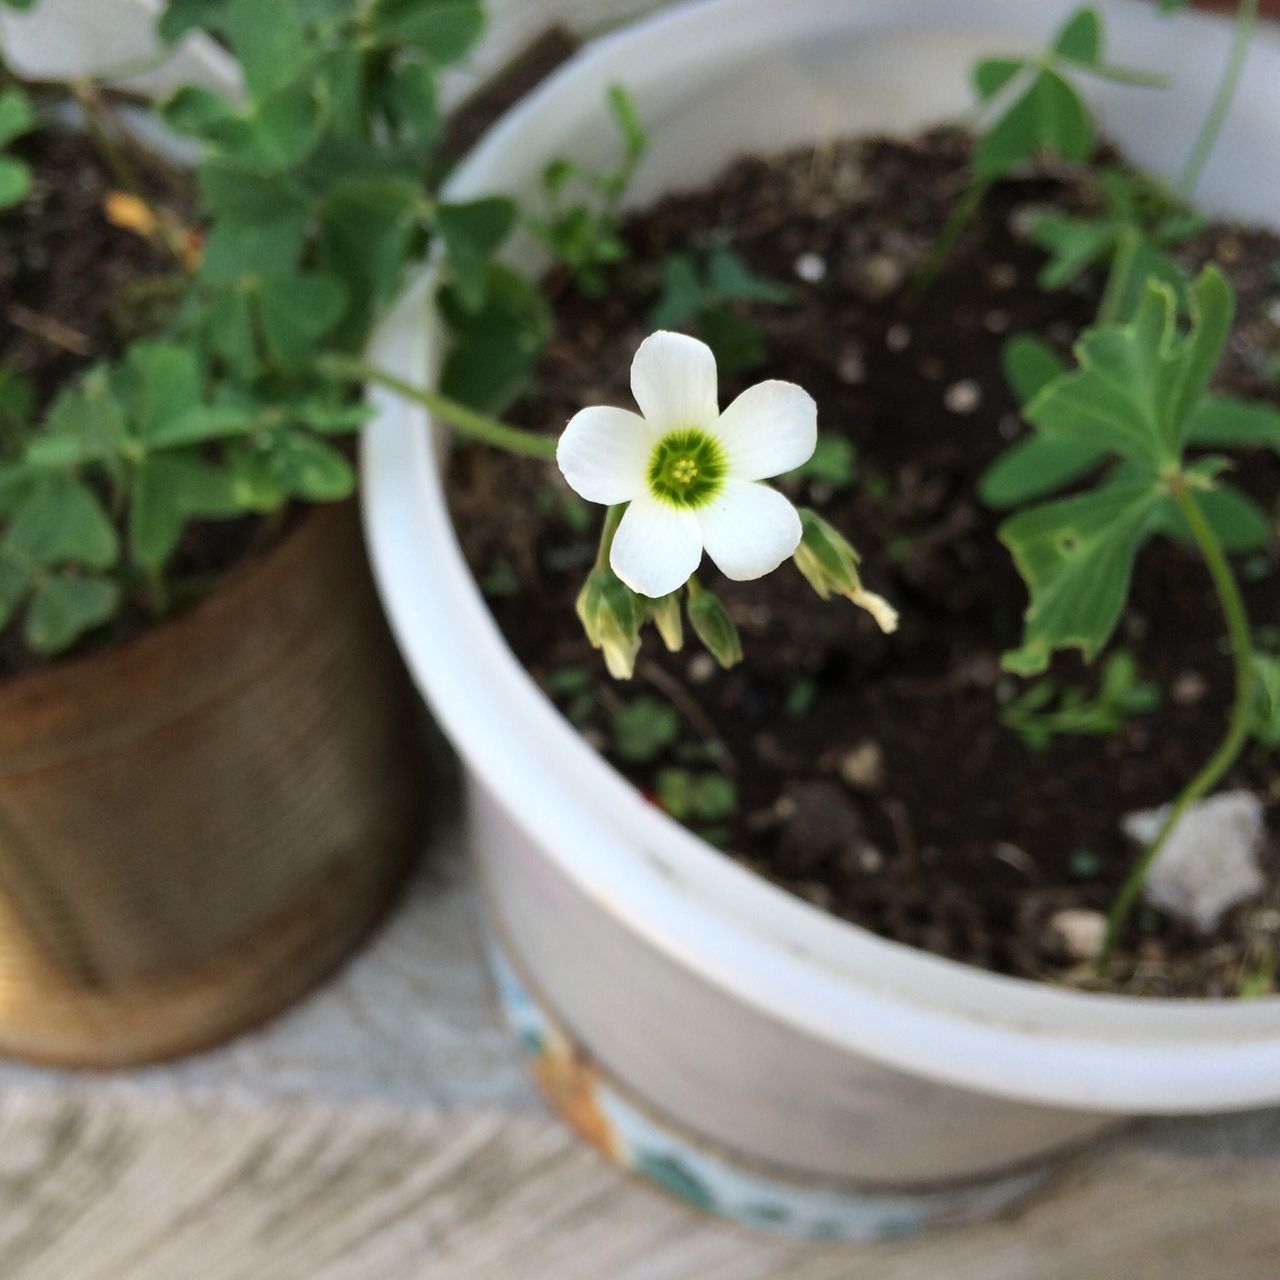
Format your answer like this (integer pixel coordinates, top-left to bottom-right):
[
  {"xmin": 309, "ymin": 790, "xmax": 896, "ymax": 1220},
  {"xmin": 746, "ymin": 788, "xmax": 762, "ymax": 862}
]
[{"xmin": 488, "ymin": 939, "xmax": 1059, "ymax": 1241}]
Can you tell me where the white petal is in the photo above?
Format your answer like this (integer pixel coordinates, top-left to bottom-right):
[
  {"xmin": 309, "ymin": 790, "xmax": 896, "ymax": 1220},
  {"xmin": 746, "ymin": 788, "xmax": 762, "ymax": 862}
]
[
  {"xmin": 696, "ymin": 480, "xmax": 802, "ymax": 581},
  {"xmin": 610, "ymin": 494, "xmax": 704, "ymax": 598},
  {"xmin": 557, "ymin": 406, "xmax": 655, "ymax": 504},
  {"xmin": 630, "ymin": 331, "xmax": 719, "ymax": 431},
  {"xmin": 716, "ymin": 380, "xmax": 817, "ymax": 480}
]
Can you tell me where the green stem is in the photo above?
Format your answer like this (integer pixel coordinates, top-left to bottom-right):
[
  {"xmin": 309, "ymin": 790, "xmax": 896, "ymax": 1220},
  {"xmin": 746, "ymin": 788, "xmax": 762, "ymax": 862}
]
[
  {"xmin": 914, "ymin": 177, "xmax": 992, "ymax": 293},
  {"xmin": 1101, "ymin": 484, "xmax": 1256, "ymax": 965},
  {"xmin": 321, "ymin": 355, "xmax": 558, "ymax": 461},
  {"xmin": 1178, "ymin": 0, "xmax": 1258, "ymax": 198},
  {"xmin": 1097, "ymin": 226, "xmax": 1141, "ymax": 325},
  {"xmin": 595, "ymin": 503, "xmax": 625, "ymax": 570}
]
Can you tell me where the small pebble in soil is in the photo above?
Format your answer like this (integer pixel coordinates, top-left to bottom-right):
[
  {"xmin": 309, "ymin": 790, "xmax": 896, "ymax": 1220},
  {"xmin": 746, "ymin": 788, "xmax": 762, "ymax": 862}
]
[
  {"xmin": 988, "ymin": 262, "xmax": 1018, "ymax": 290},
  {"xmin": 1045, "ymin": 908, "xmax": 1108, "ymax": 963},
  {"xmin": 686, "ymin": 653, "xmax": 717, "ymax": 684},
  {"xmin": 1123, "ymin": 791, "xmax": 1269, "ymax": 933},
  {"xmin": 1171, "ymin": 671, "xmax": 1209, "ymax": 707},
  {"xmin": 836, "ymin": 342, "xmax": 866, "ymax": 384},
  {"xmin": 838, "ymin": 740, "xmax": 886, "ymax": 792},
  {"xmin": 944, "ymin": 379, "xmax": 982, "ymax": 415},
  {"xmin": 885, "ymin": 322, "xmax": 911, "ymax": 352},
  {"xmin": 998, "ymin": 413, "xmax": 1022, "ymax": 440},
  {"xmin": 793, "ymin": 251, "xmax": 827, "ymax": 283},
  {"xmin": 846, "ymin": 251, "xmax": 905, "ymax": 302},
  {"xmin": 983, "ymin": 309, "xmax": 1010, "ymax": 333}
]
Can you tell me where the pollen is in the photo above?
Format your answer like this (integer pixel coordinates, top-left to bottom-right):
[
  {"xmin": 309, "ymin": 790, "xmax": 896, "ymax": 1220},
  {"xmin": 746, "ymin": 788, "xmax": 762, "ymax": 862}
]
[{"xmin": 671, "ymin": 457, "xmax": 698, "ymax": 485}]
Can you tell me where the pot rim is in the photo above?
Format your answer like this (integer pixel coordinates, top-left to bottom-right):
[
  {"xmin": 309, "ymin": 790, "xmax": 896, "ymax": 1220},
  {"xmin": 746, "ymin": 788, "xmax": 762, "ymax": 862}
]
[{"xmin": 361, "ymin": 0, "xmax": 1280, "ymax": 1114}]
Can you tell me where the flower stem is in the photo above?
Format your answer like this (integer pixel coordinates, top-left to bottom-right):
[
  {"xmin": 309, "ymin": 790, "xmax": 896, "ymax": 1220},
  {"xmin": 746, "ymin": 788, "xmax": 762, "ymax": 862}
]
[
  {"xmin": 320, "ymin": 355, "xmax": 558, "ymax": 461},
  {"xmin": 1178, "ymin": 0, "xmax": 1258, "ymax": 198},
  {"xmin": 914, "ymin": 177, "xmax": 992, "ymax": 293},
  {"xmin": 595, "ymin": 504, "xmax": 625, "ymax": 570},
  {"xmin": 1101, "ymin": 484, "xmax": 1256, "ymax": 965}
]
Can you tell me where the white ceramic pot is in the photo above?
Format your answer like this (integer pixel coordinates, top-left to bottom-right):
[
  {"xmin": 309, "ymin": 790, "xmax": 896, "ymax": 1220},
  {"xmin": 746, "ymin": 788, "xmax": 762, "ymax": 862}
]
[{"xmin": 362, "ymin": 0, "xmax": 1280, "ymax": 1239}]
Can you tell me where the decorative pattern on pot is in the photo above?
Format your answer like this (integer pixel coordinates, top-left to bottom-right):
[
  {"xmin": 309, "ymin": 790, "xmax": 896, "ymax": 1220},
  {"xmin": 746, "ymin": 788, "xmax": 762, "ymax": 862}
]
[{"xmin": 489, "ymin": 937, "xmax": 1058, "ymax": 1241}]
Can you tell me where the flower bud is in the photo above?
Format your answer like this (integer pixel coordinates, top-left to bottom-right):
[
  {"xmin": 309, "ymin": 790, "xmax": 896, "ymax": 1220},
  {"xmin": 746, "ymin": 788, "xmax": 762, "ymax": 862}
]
[
  {"xmin": 794, "ymin": 508, "xmax": 899, "ymax": 634},
  {"xmin": 686, "ymin": 578, "xmax": 742, "ymax": 670},
  {"xmin": 576, "ymin": 567, "xmax": 643, "ymax": 679},
  {"xmin": 649, "ymin": 592, "xmax": 684, "ymax": 653}
]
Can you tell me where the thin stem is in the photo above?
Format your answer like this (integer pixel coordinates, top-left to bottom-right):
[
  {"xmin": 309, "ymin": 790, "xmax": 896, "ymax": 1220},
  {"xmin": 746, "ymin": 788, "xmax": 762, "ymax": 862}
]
[
  {"xmin": 594, "ymin": 503, "xmax": 625, "ymax": 570},
  {"xmin": 1097, "ymin": 226, "xmax": 1140, "ymax": 325},
  {"xmin": 321, "ymin": 355, "xmax": 558, "ymax": 461},
  {"xmin": 1101, "ymin": 484, "xmax": 1256, "ymax": 964},
  {"xmin": 914, "ymin": 177, "xmax": 992, "ymax": 294},
  {"xmin": 1178, "ymin": 0, "xmax": 1258, "ymax": 198}
]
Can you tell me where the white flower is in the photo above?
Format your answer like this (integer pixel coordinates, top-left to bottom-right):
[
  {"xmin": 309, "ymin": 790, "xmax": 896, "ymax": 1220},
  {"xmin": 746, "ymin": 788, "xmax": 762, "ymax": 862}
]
[{"xmin": 556, "ymin": 332, "xmax": 818, "ymax": 598}]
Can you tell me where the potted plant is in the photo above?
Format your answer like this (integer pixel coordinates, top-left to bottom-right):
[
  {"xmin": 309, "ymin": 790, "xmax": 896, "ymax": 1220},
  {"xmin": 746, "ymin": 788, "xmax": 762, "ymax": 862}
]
[
  {"xmin": 356, "ymin": 0, "xmax": 1280, "ymax": 1240},
  {"xmin": 0, "ymin": 0, "xmax": 526, "ymax": 1066}
]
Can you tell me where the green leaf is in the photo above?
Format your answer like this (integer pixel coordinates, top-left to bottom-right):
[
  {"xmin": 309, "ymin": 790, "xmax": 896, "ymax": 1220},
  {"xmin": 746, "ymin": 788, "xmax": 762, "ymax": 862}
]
[
  {"xmin": 612, "ymin": 696, "xmax": 679, "ymax": 763},
  {"xmin": 264, "ymin": 433, "xmax": 355, "ymax": 500},
  {"xmin": 1053, "ymin": 8, "xmax": 1102, "ymax": 66},
  {"xmin": 0, "ymin": 157, "xmax": 31, "ymax": 208},
  {"xmin": 157, "ymin": 0, "xmax": 229, "ymax": 42},
  {"xmin": 707, "ymin": 249, "xmax": 792, "ymax": 304},
  {"xmin": 999, "ymin": 477, "xmax": 1164, "ymax": 674},
  {"xmin": 25, "ymin": 379, "xmax": 125, "ymax": 468},
  {"xmin": 203, "ymin": 288, "xmax": 259, "ymax": 381},
  {"xmin": 1030, "ymin": 212, "xmax": 1118, "ymax": 289},
  {"xmin": 440, "ymin": 264, "xmax": 551, "ymax": 414},
  {"xmin": 129, "ymin": 453, "xmax": 239, "ymax": 567},
  {"xmin": 0, "ymin": 557, "xmax": 30, "ymax": 628},
  {"xmin": 1188, "ymin": 395, "xmax": 1280, "ymax": 449},
  {"xmin": 1002, "ymin": 334, "xmax": 1069, "ymax": 405},
  {"xmin": 222, "ymin": 0, "xmax": 308, "ymax": 98},
  {"xmin": 256, "ymin": 272, "xmax": 348, "ymax": 370},
  {"xmin": 1157, "ymin": 0, "xmax": 1188, "ymax": 11},
  {"xmin": 1025, "ymin": 269, "xmax": 1232, "ymax": 470},
  {"xmin": 162, "ymin": 85, "xmax": 240, "ymax": 142},
  {"xmin": 236, "ymin": 81, "xmax": 325, "ymax": 170},
  {"xmin": 292, "ymin": 399, "xmax": 372, "ymax": 433},
  {"xmin": 973, "ymin": 57, "xmax": 1025, "ymax": 102},
  {"xmin": 382, "ymin": 56, "xmax": 441, "ymax": 147},
  {"xmin": 980, "ymin": 436, "xmax": 1108, "ymax": 508},
  {"xmin": 606, "ymin": 83, "xmax": 647, "ymax": 165},
  {"xmin": 377, "ymin": 0, "xmax": 485, "ymax": 63},
  {"xmin": 4, "ymin": 475, "xmax": 118, "ymax": 569},
  {"xmin": 975, "ymin": 68, "xmax": 1092, "ymax": 179},
  {"xmin": 1154, "ymin": 481, "xmax": 1273, "ymax": 554},
  {"xmin": 1097, "ymin": 233, "xmax": 1190, "ymax": 323},
  {"xmin": 0, "ymin": 87, "xmax": 36, "ymax": 148},
  {"xmin": 199, "ymin": 209, "xmax": 308, "ymax": 283},
  {"xmin": 650, "ymin": 254, "xmax": 704, "ymax": 328},
  {"xmin": 124, "ymin": 342, "xmax": 203, "ymax": 438},
  {"xmin": 698, "ymin": 307, "xmax": 766, "ymax": 374},
  {"xmin": 318, "ymin": 177, "xmax": 423, "ymax": 317},
  {"xmin": 434, "ymin": 197, "xmax": 517, "ymax": 312},
  {"xmin": 25, "ymin": 573, "xmax": 119, "ymax": 654},
  {"xmin": 146, "ymin": 405, "xmax": 258, "ymax": 448},
  {"xmin": 793, "ymin": 435, "xmax": 856, "ymax": 487}
]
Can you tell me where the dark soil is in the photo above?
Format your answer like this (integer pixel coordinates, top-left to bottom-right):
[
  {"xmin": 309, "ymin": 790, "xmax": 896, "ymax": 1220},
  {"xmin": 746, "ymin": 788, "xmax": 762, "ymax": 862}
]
[
  {"xmin": 0, "ymin": 118, "xmax": 271, "ymax": 678},
  {"xmin": 450, "ymin": 128, "xmax": 1280, "ymax": 996}
]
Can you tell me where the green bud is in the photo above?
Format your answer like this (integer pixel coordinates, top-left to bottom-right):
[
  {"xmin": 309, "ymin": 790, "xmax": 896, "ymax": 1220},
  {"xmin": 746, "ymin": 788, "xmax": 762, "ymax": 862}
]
[
  {"xmin": 794, "ymin": 508, "xmax": 898, "ymax": 634},
  {"xmin": 686, "ymin": 577, "xmax": 742, "ymax": 670},
  {"xmin": 576, "ymin": 566, "xmax": 643, "ymax": 679},
  {"xmin": 649, "ymin": 591, "xmax": 684, "ymax": 653}
]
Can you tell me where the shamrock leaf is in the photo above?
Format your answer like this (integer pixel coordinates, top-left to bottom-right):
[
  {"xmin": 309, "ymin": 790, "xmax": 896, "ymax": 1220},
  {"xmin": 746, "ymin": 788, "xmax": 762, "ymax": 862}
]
[
  {"xmin": 129, "ymin": 453, "xmax": 239, "ymax": 568},
  {"xmin": 999, "ymin": 476, "xmax": 1165, "ymax": 675},
  {"xmin": 434, "ymin": 197, "xmax": 518, "ymax": 312},
  {"xmin": 4, "ymin": 475, "xmax": 119, "ymax": 570},
  {"xmin": 25, "ymin": 573, "xmax": 120, "ymax": 654},
  {"xmin": 1024, "ymin": 267, "xmax": 1232, "ymax": 469}
]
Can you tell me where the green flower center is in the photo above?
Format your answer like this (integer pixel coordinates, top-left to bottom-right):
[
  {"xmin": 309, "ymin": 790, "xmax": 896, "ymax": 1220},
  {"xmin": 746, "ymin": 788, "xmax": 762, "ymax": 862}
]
[{"xmin": 647, "ymin": 428, "xmax": 727, "ymax": 508}]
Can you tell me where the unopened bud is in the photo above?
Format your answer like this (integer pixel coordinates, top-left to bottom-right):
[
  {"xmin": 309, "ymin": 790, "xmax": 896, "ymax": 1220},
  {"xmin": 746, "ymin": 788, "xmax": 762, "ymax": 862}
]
[
  {"xmin": 794, "ymin": 508, "xmax": 898, "ymax": 633},
  {"xmin": 686, "ymin": 578, "xmax": 742, "ymax": 670},
  {"xmin": 649, "ymin": 592, "xmax": 684, "ymax": 653},
  {"xmin": 576, "ymin": 567, "xmax": 643, "ymax": 679}
]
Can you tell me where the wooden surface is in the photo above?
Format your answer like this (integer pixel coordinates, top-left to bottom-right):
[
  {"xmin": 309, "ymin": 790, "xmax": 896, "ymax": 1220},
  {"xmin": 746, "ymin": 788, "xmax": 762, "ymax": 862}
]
[{"xmin": 0, "ymin": 802, "xmax": 1278, "ymax": 1280}]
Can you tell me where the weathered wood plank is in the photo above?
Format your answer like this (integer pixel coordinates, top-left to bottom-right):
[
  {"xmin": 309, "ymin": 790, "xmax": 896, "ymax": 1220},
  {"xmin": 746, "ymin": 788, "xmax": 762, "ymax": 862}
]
[{"xmin": 0, "ymin": 820, "xmax": 1277, "ymax": 1280}]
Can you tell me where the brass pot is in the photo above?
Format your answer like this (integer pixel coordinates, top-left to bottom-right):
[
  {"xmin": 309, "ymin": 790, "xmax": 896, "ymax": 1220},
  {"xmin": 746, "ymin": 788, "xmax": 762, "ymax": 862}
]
[{"xmin": 0, "ymin": 501, "xmax": 424, "ymax": 1067}]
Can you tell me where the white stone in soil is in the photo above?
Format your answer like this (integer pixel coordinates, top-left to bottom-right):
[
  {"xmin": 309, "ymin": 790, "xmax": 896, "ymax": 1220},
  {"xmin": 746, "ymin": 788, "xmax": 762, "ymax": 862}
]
[
  {"xmin": 1121, "ymin": 791, "xmax": 1268, "ymax": 933},
  {"xmin": 1046, "ymin": 909, "xmax": 1108, "ymax": 963}
]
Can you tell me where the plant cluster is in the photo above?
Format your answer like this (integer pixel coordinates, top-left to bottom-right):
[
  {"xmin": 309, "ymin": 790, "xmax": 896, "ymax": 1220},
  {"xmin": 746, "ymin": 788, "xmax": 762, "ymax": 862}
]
[{"xmin": 0, "ymin": 0, "xmax": 546, "ymax": 654}]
